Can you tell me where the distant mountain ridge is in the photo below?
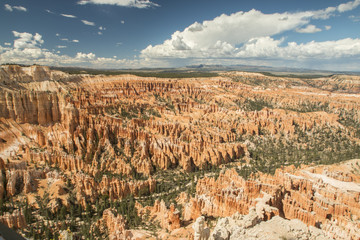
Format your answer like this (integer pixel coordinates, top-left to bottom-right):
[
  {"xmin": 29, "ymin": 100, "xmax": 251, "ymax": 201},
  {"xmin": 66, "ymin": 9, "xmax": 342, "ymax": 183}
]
[{"xmin": 3, "ymin": 62, "xmax": 359, "ymax": 76}]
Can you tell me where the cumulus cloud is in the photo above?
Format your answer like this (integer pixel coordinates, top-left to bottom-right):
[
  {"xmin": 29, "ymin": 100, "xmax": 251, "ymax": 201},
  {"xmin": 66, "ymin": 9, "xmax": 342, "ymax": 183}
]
[
  {"xmin": 141, "ymin": 0, "xmax": 360, "ymax": 64},
  {"xmin": 12, "ymin": 31, "xmax": 44, "ymax": 49},
  {"xmin": 0, "ymin": 31, "xmax": 144, "ymax": 68},
  {"xmin": 235, "ymin": 37, "xmax": 360, "ymax": 60},
  {"xmin": 4, "ymin": 4, "xmax": 27, "ymax": 12},
  {"xmin": 98, "ymin": 31, "xmax": 103, "ymax": 35},
  {"xmin": 235, "ymin": 37, "xmax": 282, "ymax": 58},
  {"xmin": 72, "ymin": 39, "xmax": 79, "ymax": 43},
  {"xmin": 6, "ymin": 31, "xmax": 359, "ymax": 70},
  {"xmin": 4, "ymin": 43, "xmax": 11, "ymax": 46},
  {"xmin": 77, "ymin": 0, "xmax": 159, "ymax": 8},
  {"xmin": 3, "ymin": 0, "xmax": 360, "ymax": 71},
  {"xmin": 61, "ymin": 13, "xmax": 77, "ymax": 18},
  {"xmin": 76, "ymin": 52, "xmax": 96, "ymax": 60},
  {"xmin": 81, "ymin": 20, "xmax": 95, "ymax": 26},
  {"xmin": 0, "ymin": 46, "xmax": 5, "ymax": 54},
  {"xmin": 1, "ymin": 32, "xmax": 48, "ymax": 61},
  {"xmin": 141, "ymin": 9, "xmax": 315, "ymax": 59},
  {"xmin": 57, "ymin": 45, "xmax": 67, "ymax": 49},
  {"xmin": 296, "ymin": 24, "xmax": 322, "ymax": 33}
]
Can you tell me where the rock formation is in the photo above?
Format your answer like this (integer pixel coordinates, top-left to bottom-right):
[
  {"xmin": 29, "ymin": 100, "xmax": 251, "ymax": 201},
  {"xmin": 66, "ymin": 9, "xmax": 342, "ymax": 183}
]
[
  {"xmin": 0, "ymin": 90, "xmax": 61, "ymax": 124},
  {"xmin": 193, "ymin": 216, "xmax": 210, "ymax": 240},
  {"xmin": 0, "ymin": 65, "xmax": 359, "ymax": 239},
  {"xmin": 100, "ymin": 209, "xmax": 127, "ymax": 240},
  {"xmin": 137, "ymin": 199, "xmax": 181, "ymax": 231},
  {"xmin": 210, "ymin": 213, "xmax": 330, "ymax": 240},
  {"xmin": 0, "ymin": 209, "xmax": 26, "ymax": 229},
  {"xmin": 184, "ymin": 159, "xmax": 360, "ymax": 240}
]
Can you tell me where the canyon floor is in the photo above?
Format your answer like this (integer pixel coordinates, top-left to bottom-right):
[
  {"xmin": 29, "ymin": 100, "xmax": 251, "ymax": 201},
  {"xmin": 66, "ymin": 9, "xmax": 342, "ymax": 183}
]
[{"xmin": 0, "ymin": 65, "xmax": 359, "ymax": 239}]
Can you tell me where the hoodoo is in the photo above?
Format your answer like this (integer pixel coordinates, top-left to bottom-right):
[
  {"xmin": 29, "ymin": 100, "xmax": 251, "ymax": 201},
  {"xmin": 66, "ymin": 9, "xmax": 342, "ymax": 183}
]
[{"xmin": 0, "ymin": 65, "xmax": 359, "ymax": 239}]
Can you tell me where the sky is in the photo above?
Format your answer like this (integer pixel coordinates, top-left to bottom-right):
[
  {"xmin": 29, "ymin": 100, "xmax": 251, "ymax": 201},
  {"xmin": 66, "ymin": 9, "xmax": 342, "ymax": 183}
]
[{"xmin": 0, "ymin": 0, "xmax": 360, "ymax": 71}]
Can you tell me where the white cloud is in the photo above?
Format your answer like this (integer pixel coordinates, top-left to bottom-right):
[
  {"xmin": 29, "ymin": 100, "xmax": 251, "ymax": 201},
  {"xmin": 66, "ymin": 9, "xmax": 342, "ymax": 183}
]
[
  {"xmin": 13, "ymin": 6, "xmax": 27, "ymax": 12},
  {"xmin": 116, "ymin": 42, "xmax": 122, "ymax": 46},
  {"xmin": 235, "ymin": 37, "xmax": 360, "ymax": 60},
  {"xmin": 33, "ymin": 34, "xmax": 43, "ymax": 43},
  {"xmin": 3, "ymin": 31, "xmax": 359, "ymax": 70},
  {"xmin": 4, "ymin": 4, "xmax": 12, "ymax": 11},
  {"xmin": 138, "ymin": 1, "xmax": 360, "ymax": 70},
  {"xmin": 61, "ymin": 13, "xmax": 77, "ymax": 18},
  {"xmin": 12, "ymin": 31, "xmax": 43, "ymax": 49},
  {"xmin": 77, "ymin": 0, "xmax": 159, "ymax": 9},
  {"xmin": 338, "ymin": 0, "xmax": 360, "ymax": 12},
  {"xmin": 349, "ymin": 15, "xmax": 360, "ymax": 22},
  {"xmin": 0, "ymin": 45, "xmax": 7, "ymax": 54},
  {"xmin": 99, "ymin": 26, "xmax": 106, "ymax": 30},
  {"xmin": 3, "ymin": 0, "xmax": 360, "ymax": 71},
  {"xmin": 311, "ymin": 7, "xmax": 337, "ymax": 20},
  {"xmin": 98, "ymin": 32, "xmax": 103, "ymax": 35},
  {"xmin": 4, "ymin": 4, "xmax": 27, "ymax": 12},
  {"xmin": 0, "ymin": 31, "xmax": 144, "ymax": 68},
  {"xmin": 236, "ymin": 37, "xmax": 282, "ymax": 58},
  {"xmin": 1, "ymin": 32, "xmax": 48, "ymax": 61},
  {"xmin": 81, "ymin": 20, "xmax": 95, "ymax": 26},
  {"xmin": 121, "ymin": 20, "xmax": 125, "ymax": 24},
  {"xmin": 141, "ymin": 9, "xmax": 316, "ymax": 59},
  {"xmin": 296, "ymin": 24, "xmax": 322, "ymax": 33},
  {"xmin": 57, "ymin": 45, "xmax": 67, "ymax": 49},
  {"xmin": 76, "ymin": 52, "xmax": 96, "ymax": 60},
  {"xmin": 4, "ymin": 43, "xmax": 11, "ymax": 46},
  {"xmin": 45, "ymin": 9, "xmax": 55, "ymax": 14},
  {"xmin": 57, "ymin": 35, "xmax": 79, "ymax": 43},
  {"xmin": 141, "ymin": 0, "xmax": 360, "ymax": 62}
]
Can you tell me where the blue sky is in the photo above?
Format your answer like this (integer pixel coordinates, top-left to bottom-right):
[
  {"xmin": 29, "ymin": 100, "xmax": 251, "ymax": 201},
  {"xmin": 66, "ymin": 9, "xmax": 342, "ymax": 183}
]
[{"xmin": 1, "ymin": 0, "xmax": 360, "ymax": 70}]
